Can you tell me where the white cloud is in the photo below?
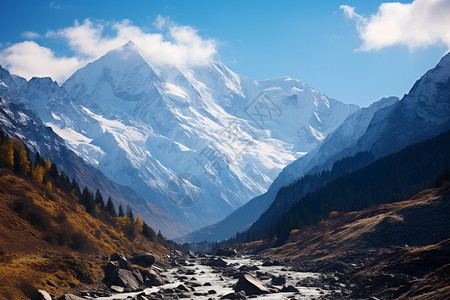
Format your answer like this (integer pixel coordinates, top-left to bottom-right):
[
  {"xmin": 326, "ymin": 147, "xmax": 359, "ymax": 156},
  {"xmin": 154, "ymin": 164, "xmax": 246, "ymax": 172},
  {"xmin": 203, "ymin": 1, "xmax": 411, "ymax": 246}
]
[
  {"xmin": 0, "ymin": 18, "xmax": 217, "ymax": 83},
  {"xmin": 21, "ymin": 31, "xmax": 40, "ymax": 39},
  {"xmin": 340, "ymin": 0, "xmax": 450, "ymax": 51},
  {"xmin": 0, "ymin": 41, "xmax": 86, "ymax": 83}
]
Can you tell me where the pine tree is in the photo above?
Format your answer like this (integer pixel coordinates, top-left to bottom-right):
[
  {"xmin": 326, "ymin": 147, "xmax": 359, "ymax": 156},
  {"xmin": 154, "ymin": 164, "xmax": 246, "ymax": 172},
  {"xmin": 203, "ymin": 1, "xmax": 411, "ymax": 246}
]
[
  {"xmin": 81, "ymin": 187, "xmax": 96, "ymax": 214},
  {"xmin": 95, "ymin": 189, "xmax": 105, "ymax": 209},
  {"xmin": 126, "ymin": 205, "xmax": 134, "ymax": 222},
  {"xmin": 118, "ymin": 204, "xmax": 125, "ymax": 217},
  {"xmin": 142, "ymin": 221, "xmax": 156, "ymax": 240},
  {"xmin": 106, "ymin": 197, "xmax": 117, "ymax": 217},
  {"xmin": 13, "ymin": 141, "xmax": 31, "ymax": 176}
]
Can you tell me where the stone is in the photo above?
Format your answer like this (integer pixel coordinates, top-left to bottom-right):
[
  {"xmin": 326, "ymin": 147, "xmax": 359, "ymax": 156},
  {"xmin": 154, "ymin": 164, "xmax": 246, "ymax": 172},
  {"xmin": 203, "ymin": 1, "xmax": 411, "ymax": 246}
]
[
  {"xmin": 235, "ymin": 274, "xmax": 269, "ymax": 295},
  {"xmin": 281, "ymin": 285, "xmax": 299, "ymax": 292},
  {"xmin": 205, "ymin": 257, "xmax": 228, "ymax": 268},
  {"xmin": 271, "ymin": 275, "xmax": 286, "ymax": 286},
  {"xmin": 130, "ymin": 253, "xmax": 156, "ymax": 268},
  {"xmin": 107, "ymin": 269, "xmax": 141, "ymax": 291},
  {"xmin": 110, "ymin": 252, "xmax": 127, "ymax": 261},
  {"xmin": 144, "ymin": 269, "xmax": 164, "ymax": 286},
  {"xmin": 36, "ymin": 290, "xmax": 52, "ymax": 300},
  {"xmin": 220, "ymin": 291, "xmax": 247, "ymax": 299},
  {"xmin": 215, "ymin": 248, "xmax": 237, "ymax": 257}
]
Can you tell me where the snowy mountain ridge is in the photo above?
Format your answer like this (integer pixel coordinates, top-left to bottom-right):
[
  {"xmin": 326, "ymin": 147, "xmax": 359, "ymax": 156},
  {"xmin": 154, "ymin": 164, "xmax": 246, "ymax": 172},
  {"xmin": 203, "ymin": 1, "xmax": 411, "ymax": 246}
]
[{"xmin": 2, "ymin": 41, "xmax": 358, "ymax": 236}]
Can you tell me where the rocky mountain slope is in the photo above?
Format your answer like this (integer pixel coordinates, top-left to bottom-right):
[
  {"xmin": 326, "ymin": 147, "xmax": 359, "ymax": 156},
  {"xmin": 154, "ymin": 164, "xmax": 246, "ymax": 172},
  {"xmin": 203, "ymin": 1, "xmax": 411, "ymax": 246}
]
[
  {"xmin": 0, "ymin": 167, "xmax": 168, "ymax": 300},
  {"xmin": 0, "ymin": 67, "xmax": 188, "ymax": 238}
]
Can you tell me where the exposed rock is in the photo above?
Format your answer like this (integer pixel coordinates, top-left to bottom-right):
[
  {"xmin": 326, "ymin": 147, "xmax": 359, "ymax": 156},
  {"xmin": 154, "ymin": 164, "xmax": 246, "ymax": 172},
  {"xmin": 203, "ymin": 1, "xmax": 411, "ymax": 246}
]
[
  {"xmin": 130, "ymin": 253, "xmax": 156, "ymax": 268},
  {"xmin": 106, "ymin": 268, "xmax": 141, "ymax": 291},
  {"xmin": 143, "ymin": 269, "xmax": 164, "ymax": 287},
  {"xmin": 204, "ymin": 257, "xmax": 228, "ymax": 267},
  {"xmin": 110, "ymin": 253, "xmax": 127, "ymax": 261},
  {"xmin": 221, "ymin": 291, "xmax": 247, "ymax": 299},
  {"xmin": 281, "ymin": 285, "xmax": 300, "ymax": 292},
  {"xmin": 36, "ymin": 290, "xmax": 52, "ymax": 300},
  {"xmin": 239, "ymin": 265, "xmax": 259, "ymax": 272},
  {"xmin": 262, "ymin": 260, "xmax": 281, "ymax": 267},
  {"xmin": 271, "ymin": 275, "xmax": 286, "ymax": 286},
  {"xmin": 235, "ymin": 273, "xmax": 269, "ymax": 295},
  {"xmin": 216, "ymin": 248, "xmax": 237, "ymax": 257}
]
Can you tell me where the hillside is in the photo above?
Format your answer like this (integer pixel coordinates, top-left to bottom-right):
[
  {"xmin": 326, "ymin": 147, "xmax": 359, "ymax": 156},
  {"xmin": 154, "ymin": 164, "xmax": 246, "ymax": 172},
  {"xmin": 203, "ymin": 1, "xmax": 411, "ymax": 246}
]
[
  {"xmin": 0, "ymin": 167, "xmax": 167, "ymax": 300},
  {"xmin": 238, "ymin": 185, "xmax": 450, "ymax": 299},
  {"xmin": 241, "ymin": 129, "xmax": 450, "ymax": 242}
]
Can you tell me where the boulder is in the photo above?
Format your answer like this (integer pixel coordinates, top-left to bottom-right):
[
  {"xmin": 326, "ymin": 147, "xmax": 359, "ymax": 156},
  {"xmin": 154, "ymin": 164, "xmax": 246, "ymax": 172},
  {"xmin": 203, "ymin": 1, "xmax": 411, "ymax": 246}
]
[
  {"xmin": 104, "ymin": 261, "xmax": 117, "ymax": 280},
  {"xmin": 36, "ymin": 290, "xmax": 52, "ymax": 300},
  {"xmin": 235, "ymin": 274, "xmax": 269, "ymax": 295},
  {"xmin": 221, "ymin": 291, "xmax": 247, "ymax": 299},
  {"xmin": 239, "ymin": 265, "xmax": 259, "ymax": 272},
  {"xmin": 271, "ymin": 275, "xmax": 286, "ymax": 286},
  {"xmin": 215, "ymin": 247, "xmax": 237, "ymax": 257},
  {"xmin": 281, "ymin": 285, "xmax": 299, "ymax": 292},
  {"xmin": 110, "ymin": 252, "xmax": 126, "ymax": 261},
  {"xmin": 205, "ymin": 257, "xmax": 228, "ymax": 267},
  {"xmin": 144, "ymin": 269, "xmax": 164, "ymax": 286},
  {"xmin": 130, "ymin": 253, "xmax": 156, "ymax": 268},
  {"xmin": 107, "ymin": 268, "xmax": 141, "ymax": 291},
  {"xmin": 110, "ymin": 285, "xmax": 124, "ymax": 293},
  {"xmin": 262, "ymin": 260, "xmax": 281, "ymax": 266}
]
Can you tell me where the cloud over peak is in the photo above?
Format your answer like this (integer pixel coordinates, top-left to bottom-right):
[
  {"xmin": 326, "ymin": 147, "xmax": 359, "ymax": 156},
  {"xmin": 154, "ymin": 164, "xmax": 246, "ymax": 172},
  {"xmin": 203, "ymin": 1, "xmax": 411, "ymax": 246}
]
[
  {"xmin": 0, "ymin": 17, "xmax": 217, "ymax": 83},
  {"xmin": 341, "ymin": 0, "xmax": 450, "ymax": 51}
]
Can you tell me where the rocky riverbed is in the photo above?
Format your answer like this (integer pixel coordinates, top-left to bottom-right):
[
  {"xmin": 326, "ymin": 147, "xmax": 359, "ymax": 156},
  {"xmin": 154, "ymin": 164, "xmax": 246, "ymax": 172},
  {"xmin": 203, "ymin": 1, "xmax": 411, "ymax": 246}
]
[{"xmin": 86, "ymin": 250, "xmax": 339, "ymax": 300}]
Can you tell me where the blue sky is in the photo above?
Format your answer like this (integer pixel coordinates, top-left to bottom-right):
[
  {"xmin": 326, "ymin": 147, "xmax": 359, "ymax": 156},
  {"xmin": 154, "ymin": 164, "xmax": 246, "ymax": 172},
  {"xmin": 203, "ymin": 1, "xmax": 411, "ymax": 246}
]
[{"xmin": 1, "ymin": 0, "xmax": 449, "ymax": 106}]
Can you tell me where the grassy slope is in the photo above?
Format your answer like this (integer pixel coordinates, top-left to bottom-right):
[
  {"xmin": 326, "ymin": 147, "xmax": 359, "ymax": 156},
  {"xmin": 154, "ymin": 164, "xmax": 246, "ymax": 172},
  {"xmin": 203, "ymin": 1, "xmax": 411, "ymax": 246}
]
[
  {"xmin": 0, "ymin": 168, "xmax": 167, "ymax": 300},
  {"xmin": 238, "ymin": 185, "xmax": 450, "ymax": 299}
]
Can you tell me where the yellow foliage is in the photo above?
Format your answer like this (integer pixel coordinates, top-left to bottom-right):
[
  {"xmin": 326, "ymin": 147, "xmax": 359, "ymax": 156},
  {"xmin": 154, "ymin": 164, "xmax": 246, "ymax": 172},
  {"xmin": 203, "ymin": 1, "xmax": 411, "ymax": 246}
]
[
  {"xmin": 45, "ymin": 157, "xmax": 51, "ymax": 171},
  {"xmin": 46, "ymin": 181, "xmax": 52, "ymax": 190},
  {"xmin": 134, "ymin": 214, "xmax": 143, "ymax": 233},
  {"xmin": 290, "ymin": 229, "xmax": 300, "ymax": 234},
  {"xmin": 32, "ymin": 164, "xmax": 45, "ymax": 183},
  {"xmin": 0, "ymin": 143, "xmax": 14, "ymax": 169}
]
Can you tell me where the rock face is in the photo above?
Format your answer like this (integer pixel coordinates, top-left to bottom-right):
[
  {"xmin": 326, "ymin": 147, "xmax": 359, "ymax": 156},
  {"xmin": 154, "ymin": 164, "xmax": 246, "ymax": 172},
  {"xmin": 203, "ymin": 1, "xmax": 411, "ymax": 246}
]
[{"xmin": 234, "ymin": 273, "xmax": 269, "ymax": 295}]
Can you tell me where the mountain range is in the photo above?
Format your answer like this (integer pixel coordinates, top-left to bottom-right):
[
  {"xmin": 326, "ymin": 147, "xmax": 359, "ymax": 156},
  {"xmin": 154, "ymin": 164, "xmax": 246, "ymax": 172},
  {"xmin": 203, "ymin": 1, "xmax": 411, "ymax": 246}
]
[
  {"xmin": 182, "ymin": 51, "xmax": 450, "ymax": 242},
  {"xmin": 0, "ymin": 41, "xmax": 358, "ymax": 237}
]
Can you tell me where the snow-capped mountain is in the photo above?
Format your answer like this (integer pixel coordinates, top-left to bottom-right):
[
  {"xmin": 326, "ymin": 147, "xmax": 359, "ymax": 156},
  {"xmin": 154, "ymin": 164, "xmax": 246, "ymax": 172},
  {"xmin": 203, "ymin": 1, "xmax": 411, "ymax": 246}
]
[
  {"xmin": 178, "ymin": 96, "xmax": 398, "ymax": 242},
  {"xmin": 0, "ymin": 66, "xmax": 188, "ymax": 238},
  {"xmin": 182, "ymin": 51, "xmax": 450, "ymax": 242},
  {"xmin": 2, "ymin": 41, "xmax": 358, "ymax": 235}
]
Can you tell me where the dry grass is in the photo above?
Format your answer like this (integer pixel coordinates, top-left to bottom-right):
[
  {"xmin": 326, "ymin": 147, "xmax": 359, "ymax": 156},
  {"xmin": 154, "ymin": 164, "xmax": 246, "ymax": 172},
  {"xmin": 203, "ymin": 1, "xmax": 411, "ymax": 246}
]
[{"xmin": 0, "ymin": 169, "xmax": 167, "ymax": 299}]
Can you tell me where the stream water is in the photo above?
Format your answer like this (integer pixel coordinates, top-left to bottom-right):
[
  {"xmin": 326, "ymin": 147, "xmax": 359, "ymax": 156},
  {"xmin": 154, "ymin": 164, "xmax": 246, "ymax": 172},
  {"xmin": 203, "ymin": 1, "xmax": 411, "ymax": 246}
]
[{"xmin": 95, "ymin": 256, "xmax": 332, "ymax": 299}]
